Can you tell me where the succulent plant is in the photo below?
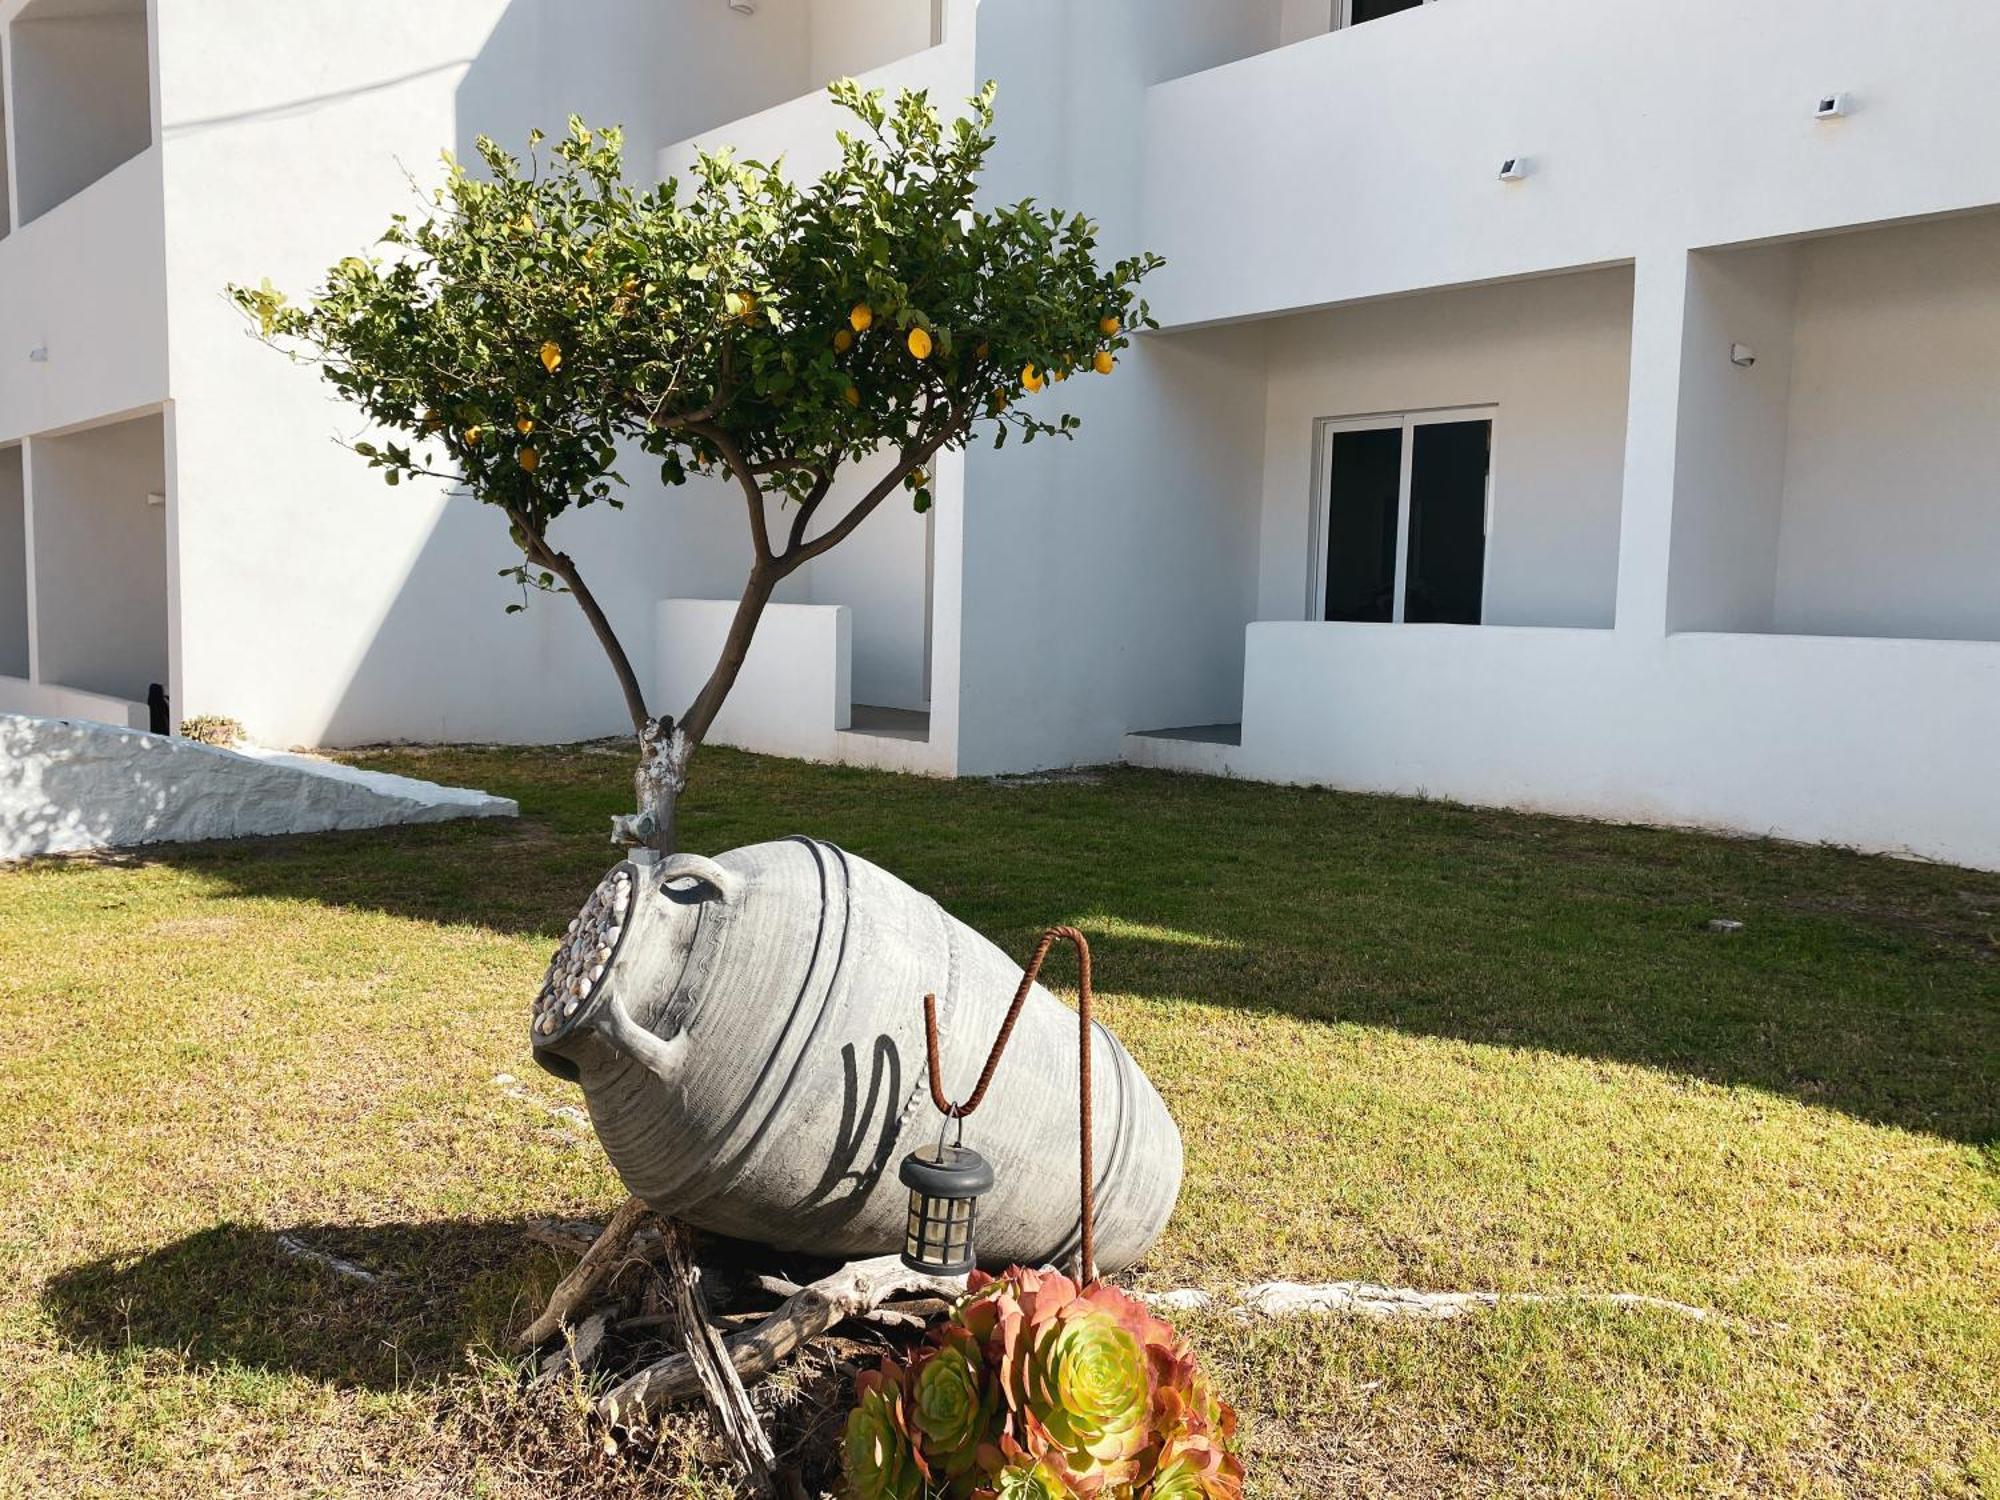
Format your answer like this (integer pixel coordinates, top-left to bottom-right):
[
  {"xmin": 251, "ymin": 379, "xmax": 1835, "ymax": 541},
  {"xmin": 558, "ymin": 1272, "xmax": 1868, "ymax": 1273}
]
[
  {"xmin": 843, "ymin": 1362, "xmax": 931, "ymax": 1500},
  {"xmin": 976, "ymin": 1436, "xmax": 1079, "ymax": 1499},
  {"xmin": 909, "ymin": 1326, "xmax": 1003, "ymax": 1493},
  {"xmin": 842, "ymin": 1267, "xmax": 1242, "ymax": 1500}
]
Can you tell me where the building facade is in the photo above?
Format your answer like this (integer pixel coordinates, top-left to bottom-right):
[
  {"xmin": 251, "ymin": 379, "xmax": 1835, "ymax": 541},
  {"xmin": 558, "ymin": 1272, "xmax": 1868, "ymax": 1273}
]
[{"xmin": 1, "ymin": 0, "xmax": 1996, "ymax": 868}]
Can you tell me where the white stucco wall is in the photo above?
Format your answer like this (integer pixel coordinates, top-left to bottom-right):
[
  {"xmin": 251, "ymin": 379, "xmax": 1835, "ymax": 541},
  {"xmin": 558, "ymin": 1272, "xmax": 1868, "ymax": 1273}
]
[
  {"xmin": 806, "ymin": 0, "xmax": 934, "ymax": 90},
  {"xmin": 1773, "ymin": 211, "xmax": 2000, "ymax": 643},
  {"xmin": 0, "ymin": 148, "xmax": 169, "ymax": 444},
  {"xmin": 1257, "ymin": 267, "xmax": 1633, "ymax": 632},
  {"xmin": 1143, "ymin": 0, "xmax": 2000, "ymax": 329},
  {"xmin": 651, "ymin": 8, "xmax": 976, "ymax": 731},
  {"xmin": 656, "ymin": 597, "xmax": 850, "ymax": 758},
  {"xmin": 27, "ymin": 410, "xmax": 167, "ymax": 703},
  {"xmin": 151, "ymin": 0, "xmax": 781, "ymax": 747},
  {"xmin": 951, "ymin": 0, "xmax": 1285, "ymax": 773},
  {"xmin": 7, "ymin": 0, "xmax": 151, "ymax": 225},
  {"xmin": 0, "ymin": 711, "xmax": 513, "ymax": 859},
  {"xmin": 0, "ymin": 443, "xmax": 24, "ymax": 676},
  {"xmin": 1665, "ymin": 244, "xmax": 1798, "ymax": 634}
]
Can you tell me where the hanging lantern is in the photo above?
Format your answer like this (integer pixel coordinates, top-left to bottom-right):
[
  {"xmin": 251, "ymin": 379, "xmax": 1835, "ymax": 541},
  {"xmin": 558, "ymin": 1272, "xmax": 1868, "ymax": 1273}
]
[
  {"xmin": 898, "ymin": 926, "xmax": 1100, "ymax": 1282},
  {"xmin": 898, "ymin": 1135, "xmax": 994, "ymax": 1275}
]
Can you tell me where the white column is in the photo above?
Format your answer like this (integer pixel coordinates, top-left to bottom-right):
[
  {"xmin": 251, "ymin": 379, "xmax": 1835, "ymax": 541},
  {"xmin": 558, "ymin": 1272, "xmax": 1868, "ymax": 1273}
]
[{"xmin": 1613, "ymin": 247, "xmax": 1690, "ymax": 638}]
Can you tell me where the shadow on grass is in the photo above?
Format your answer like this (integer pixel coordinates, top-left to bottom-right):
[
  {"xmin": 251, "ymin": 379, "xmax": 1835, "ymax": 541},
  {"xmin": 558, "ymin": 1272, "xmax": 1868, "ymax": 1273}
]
[
  {"xmin": 43, "ymin": 1220, "xmax": 552, "ymax": 1390},
  {"xmin": 80, "ymin": 745, "xmax": 2000, "ymax": 1148}
]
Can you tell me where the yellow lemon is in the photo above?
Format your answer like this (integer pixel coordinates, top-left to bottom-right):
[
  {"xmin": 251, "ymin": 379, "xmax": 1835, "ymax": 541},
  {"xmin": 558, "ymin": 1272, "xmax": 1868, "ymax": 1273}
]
[
  {"xmin": 511, "ymin": 212, "xmax": 536, "ymax": 236},
  {"xmin": 1099, "ymin": 315, "xmax": 1121, "ymax": 337},
  {"xmin": 907, "ymin": 327, "xmax": 933, "ymax": 360},
  {"xmin": 850, "ymin": 302, "xmax": 873, "ymax": 332},
  {"xmin": 540, "ymin": 341, "xmax": 563, "ymax": 374},
  {"xmin": 843, "ymin": 384, "xmax": 861, "ymax": 407},
  {"xmin": 463, "ymin": 425, "xmax": 483, "ymax": 443},
  {"xmin": 518, "ymin": 448, "xmax": 540, "ymax": 472},
  {"xmin": 834, "ymin": 328, "xmax": 854, "ymax": 353},
  {"xmin": 516, "ymin": 417, "xmax": 535, "ymax": 435},
  {"xmin": 1093, "ymin": 350, "xmax": 1115, "ymax": 375},
  {"xmin": 1022, "ymin": 363, "xmax": 1043, "ymax": 392}
]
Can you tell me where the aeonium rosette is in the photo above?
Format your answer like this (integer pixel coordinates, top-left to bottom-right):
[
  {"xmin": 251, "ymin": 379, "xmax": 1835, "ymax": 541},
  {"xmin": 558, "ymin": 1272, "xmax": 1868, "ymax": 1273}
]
[
  {"xmin": 844, "ymin": 1362, "xmax": 930, "ymax": 1500},
  {"xmin": 841, "ymin": 1267, "xmax": 1242, "ymax": 1500}
]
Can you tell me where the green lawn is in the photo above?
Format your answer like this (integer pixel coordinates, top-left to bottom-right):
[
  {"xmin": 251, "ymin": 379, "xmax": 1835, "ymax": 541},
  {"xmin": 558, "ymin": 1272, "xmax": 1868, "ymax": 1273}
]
[{"xmin": 2, "ymin": 744, "xmax": 1995, "ymax": 1497}]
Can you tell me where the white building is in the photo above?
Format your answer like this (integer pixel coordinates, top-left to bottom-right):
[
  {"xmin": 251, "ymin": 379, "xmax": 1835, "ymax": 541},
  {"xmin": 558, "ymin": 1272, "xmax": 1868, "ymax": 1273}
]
[{"xmin": 2, "ymin": 0, "xmax": 1997, "ymax": 869}]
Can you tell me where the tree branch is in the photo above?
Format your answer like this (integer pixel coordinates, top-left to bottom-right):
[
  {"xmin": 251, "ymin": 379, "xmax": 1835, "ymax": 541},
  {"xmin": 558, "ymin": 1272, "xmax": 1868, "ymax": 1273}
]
[
  {"xmin": 676, "ymin": 560, "xmax": 776, "ymax": 746},
  {"xmin": 508, "ymin": 506, "xmax": 652, "ymax": 736},
  {"xmin": 783, "ymin": 410, "xmax": 966, "ymax": 570},
  {"xmin": 783, "ymin": 470, "xmax": 835, "ymax": 555},
  {"xmin": 687, "ymin": 421, "xmax": 774, "ymax": 565}
]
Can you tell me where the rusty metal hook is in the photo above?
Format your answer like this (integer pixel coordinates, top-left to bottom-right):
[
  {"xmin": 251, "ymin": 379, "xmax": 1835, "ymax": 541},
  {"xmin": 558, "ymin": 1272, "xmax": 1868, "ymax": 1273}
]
[{"xmin": 922, "ymin": 925, "xmax": 1097, "ymax": 1283}]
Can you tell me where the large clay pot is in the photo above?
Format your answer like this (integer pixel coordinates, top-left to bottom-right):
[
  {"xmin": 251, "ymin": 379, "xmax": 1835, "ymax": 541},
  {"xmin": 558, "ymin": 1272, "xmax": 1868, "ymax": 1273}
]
[{"xmin": 530, "ymin": 838, "xmax": 1182, "ymax": 1273}]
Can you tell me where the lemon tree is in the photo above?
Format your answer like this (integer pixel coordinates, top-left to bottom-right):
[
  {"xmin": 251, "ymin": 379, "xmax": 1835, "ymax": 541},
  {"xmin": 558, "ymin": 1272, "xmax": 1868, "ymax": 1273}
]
[{"xmin": 233, "ymin": 82, "xmax": 1158, "ymax": 851}]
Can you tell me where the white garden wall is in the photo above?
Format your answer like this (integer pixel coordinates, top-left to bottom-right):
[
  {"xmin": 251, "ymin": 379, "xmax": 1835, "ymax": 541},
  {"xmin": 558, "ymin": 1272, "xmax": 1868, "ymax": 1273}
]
[
  {"xmin": 1235, "ymin": 624, "xmax": 2000, "ymax": 872},
  {"xmin": 656, "ymin": 597, "xmax": 850, "ymax": 760}
]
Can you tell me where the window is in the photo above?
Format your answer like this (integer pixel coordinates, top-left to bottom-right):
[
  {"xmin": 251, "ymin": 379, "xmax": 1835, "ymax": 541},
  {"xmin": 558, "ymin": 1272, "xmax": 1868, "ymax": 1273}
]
[
  {"xmin": 1340, "ymin": 0, "xmax": 1433, "ymax": 27},
  {"xmin": 1312, "ymin": 409, "xmax": 1493, "ymax": 625}
]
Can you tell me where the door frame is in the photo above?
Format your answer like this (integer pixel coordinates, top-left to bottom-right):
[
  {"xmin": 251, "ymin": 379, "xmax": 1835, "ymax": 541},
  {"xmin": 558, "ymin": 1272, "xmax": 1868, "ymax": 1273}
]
[{"xmin": 1307, "ymin": 404, "xmax": 1497, "ymax": 623}]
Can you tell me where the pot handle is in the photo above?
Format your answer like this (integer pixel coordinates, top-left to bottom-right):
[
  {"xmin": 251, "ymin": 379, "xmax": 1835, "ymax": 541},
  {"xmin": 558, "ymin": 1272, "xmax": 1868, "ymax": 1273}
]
[
  {"xmin": 656, "ymin": 852, "xmax": 742, "ymax": 905},
  {"xmin": 596, "ymin": 988, "xmax": 690, "ymax": 1087}
]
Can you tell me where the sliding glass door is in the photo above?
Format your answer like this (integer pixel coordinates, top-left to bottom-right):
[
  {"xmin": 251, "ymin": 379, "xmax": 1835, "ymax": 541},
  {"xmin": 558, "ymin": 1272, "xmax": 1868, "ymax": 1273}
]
[{"xmin": 1313, "ymin": 409, "xmax": 1492, "ymax": 625}]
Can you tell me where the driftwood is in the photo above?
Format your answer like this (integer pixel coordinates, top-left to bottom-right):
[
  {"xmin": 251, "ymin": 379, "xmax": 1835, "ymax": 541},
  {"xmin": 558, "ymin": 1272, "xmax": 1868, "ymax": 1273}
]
[
  {"xmin": 597, "ymin": 1255, "xmax": 968, "ymax": 1427},
  {"xmin": 517, "ymin": 1211, "xmax": 1745, "ymax": 1491},
  {"xmin": 1147, "ymin": 1281, "xmax": 1732, "ymax": 1325},
  {"xmin": 517, "ymin": 1195, "xmax": 651, "ymax": 1349},
  {"xmin": 658, "ymin": 1220, "xmax": 780, "ymax": 1496}
]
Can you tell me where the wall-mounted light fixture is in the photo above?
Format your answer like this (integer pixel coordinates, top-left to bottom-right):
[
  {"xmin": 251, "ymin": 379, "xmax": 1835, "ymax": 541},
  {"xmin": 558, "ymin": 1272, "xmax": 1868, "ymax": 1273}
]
[
  {"xmin": 1730, "ymin": 343, "xmax": 1758, "ymax": 369},
  {"xmin": 1814, "ymin": 93, "xmax": 1851, "ymax": 121},
  {"xmin": 1498, "ymin": 157, "xmax": 1530, "ymax": 182},
  {"xmin": 28, "ymin": 345, "xmax": 48, "ymax": 363},
  {"xmin": 727, "ymin": 0, "xmax": 755, "ymax": 12}
]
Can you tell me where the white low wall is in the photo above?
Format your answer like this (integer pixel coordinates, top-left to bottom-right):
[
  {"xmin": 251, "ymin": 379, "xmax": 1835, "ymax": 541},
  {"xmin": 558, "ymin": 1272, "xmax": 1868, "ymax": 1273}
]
[
  {"xmin": 1235, "ymin": 624, "xmax": 2000, "ymax": 871},
  {"xmin": 657, "ymin": 599, "xmax": 851, "ymax": 759},
  {"xmin": 0, "ymin": 675, "xmax": 148, "ymax": 729},
  {"xmin": 0, "ymin": 713, "xmax": 515, "ymax": 859}
]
